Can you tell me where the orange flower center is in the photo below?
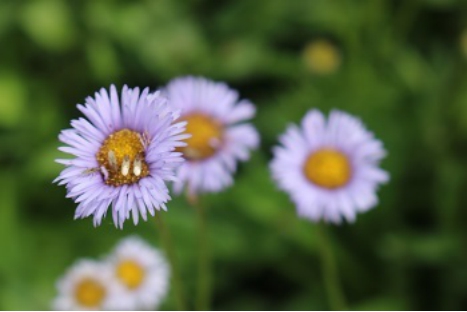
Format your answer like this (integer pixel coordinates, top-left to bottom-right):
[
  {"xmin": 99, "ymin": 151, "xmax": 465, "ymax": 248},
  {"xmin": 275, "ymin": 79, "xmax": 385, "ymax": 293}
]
[
  {"xmin": 116, "ymin": 260, "xmax": 145, "ymax": 289},
  {"xmin": 177, "ymin": 113, "xmax": 224, "ymax": 161},
  {"xmin": 74, "ymin": 278, "xmax": 106, "ymax": 308},
  {"xmin": 303, "ymin": 149, "xmax": 351, "ymax": 189},
  {"xmin": 96, "ymin": 129, "xmax": 149, "ymax": 186}
]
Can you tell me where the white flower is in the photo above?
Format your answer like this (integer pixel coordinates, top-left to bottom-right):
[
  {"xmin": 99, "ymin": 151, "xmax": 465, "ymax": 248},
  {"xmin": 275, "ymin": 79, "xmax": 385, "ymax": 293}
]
[
  {"xmin": 53, "ymin": 259, "xmax": 130, "ymax": 310},
  {"xmin": 164, "ymin": 76, "xmax": 260, "ymax": 194},
  {"xmin": 271, "ymin": 109, "xmax": 389, "ymax": 223},
  {"xmin": 107, "ymin": 236, "xmax": 170, "ymax": 310}
]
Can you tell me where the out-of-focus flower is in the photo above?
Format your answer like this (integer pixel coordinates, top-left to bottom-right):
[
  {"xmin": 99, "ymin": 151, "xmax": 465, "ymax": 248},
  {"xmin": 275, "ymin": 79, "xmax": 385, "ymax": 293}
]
[
  {"xmin": 271, "ymin": 109, "xmax": 389, "ymax": 223},
  {"xmin": 53, "ymin": 260, "xmax": 129, "ymax": 311},
  {"xmin": 460, "ymin": 29, "xmax": 467, "ymax": 58},
  {"xmin": 302, "ymin": 39, "xmax": 341, "ymax": 75},
  {"xmin": 54, "ymin": 85, "xmax": 188, "ymax": 228},
  {"xmin": 164, "ymin": 76, "xmax": 260, "ymax": 194},
  {"xmin": 107, "ymin": 236, "xmax": 170, "ymax": 310}
]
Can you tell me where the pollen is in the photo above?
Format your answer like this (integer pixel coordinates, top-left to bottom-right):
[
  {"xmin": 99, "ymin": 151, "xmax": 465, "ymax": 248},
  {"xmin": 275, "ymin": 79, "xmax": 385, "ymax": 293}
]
[
  {"xmin": 303, "ymin": 39, "xmax": 341, "ymax": 75},
  {"xmin": 75, "ymin": 278, "xmax": 106, "ymax": 308},
  {"xmin": 116, "ymin": 260, "xmax": 145, "ymax": 290},
  {"xmin": 96, "ymin": 129, "xmax": 149, "ymax": 186},
  {"xmin": 177, "ymin": 113, "xmax": 224, "ymax": 161},
  {"xmin": 303, "ymin": 149, "xmax": 352, "ymax": 189}
]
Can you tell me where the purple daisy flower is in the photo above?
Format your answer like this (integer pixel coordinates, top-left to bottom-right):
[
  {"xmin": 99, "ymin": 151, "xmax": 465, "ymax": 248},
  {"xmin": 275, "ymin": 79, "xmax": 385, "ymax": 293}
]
[
  {"xmin": 270, "ymin": 109, "xmax": 389, "ymax": 223},
  {"xmin": 107, "ymin": 236, "xmax": 170, "ymax": 310},
  {"xmin": 54, "ymin": 85, "xmax": 188, "ymax": 228},
  {"xmin": 163, "ymin": 76, "xmax": 260, "ymax": 195}
]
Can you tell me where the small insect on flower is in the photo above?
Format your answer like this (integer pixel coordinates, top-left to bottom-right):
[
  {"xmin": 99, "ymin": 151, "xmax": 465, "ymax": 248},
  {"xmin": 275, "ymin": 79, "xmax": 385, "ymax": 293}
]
[
  {"xmin": 54, "ymin": 85, "xmax": 189, "ymax": 228},
  {"xmin": 107, "ymin": 236, "xmax": 170, "ymax": 310},
  {"xmin": 164, "ymin": 76, "xmax": 260, "ymax": 195},
  {"xmin": 270, "ymin": 109, "xmax": 389, "ymax": 223},
  {"xmin": 53, "ymin": 260, "xmax": 131, "ymax": 311}
]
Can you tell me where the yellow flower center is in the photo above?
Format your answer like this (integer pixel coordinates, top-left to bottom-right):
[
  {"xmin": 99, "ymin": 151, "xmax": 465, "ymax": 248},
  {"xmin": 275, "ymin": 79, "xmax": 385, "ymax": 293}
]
[
  {"xmin": 303, "ymin": 40, "xmax": 341, "ymax": 75},
  {"xmin": 116, "ymin": 260, "xmax": 145, "ymax": 289},
  {"xmin": 96, "ymin": 129, "xmax": 149, "ymax": 187},
  {"xmin": 303, "ymin": 149, "xmax": 351, "ymax": 189},
  {"xmin": 75, "ymin": 278, "xmax": 106, "ymax": 308},
  {"xmin": 461, "ymin": 29, "xmax": 467, "ymax": 58},
  {"xmin": 177, "ymin": 113, "xmax": 224, "ymax": 161}
]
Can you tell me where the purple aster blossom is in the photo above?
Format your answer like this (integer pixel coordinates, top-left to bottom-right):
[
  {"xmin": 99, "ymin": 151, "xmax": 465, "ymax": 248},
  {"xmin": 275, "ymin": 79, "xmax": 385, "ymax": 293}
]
[
  {"xmin": 163, "ymin": 76, "xmax": 260, "ymax": 195},
  {"xmin": 54, "ymin": 85, "xmax": 188, "ymax": 228},
  {"xmin": 270, "ymin": 109, "xmax": 389, "ymax": 224}
]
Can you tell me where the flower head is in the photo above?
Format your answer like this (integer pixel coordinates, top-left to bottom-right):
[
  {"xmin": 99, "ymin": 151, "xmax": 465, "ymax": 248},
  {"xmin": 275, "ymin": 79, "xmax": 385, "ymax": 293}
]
[
  {"xmin": 164, "ymin": 76, "xmax": 260, "ymax": 194},
  {"xmin": 53, "ymin": 260, "xmax": 130, "ymax": 310},
  {"xmin": 107, "ymin": 236, "xmax": 170, "ymax": 310},
  {"xmin": 460, "ymin": 29, "xmax": 467, "ymax": 58},
  {"xmin": 54, "ymin": 85, "xmax": 188, "ymax": 228},
  {"xmin": 302, "ymin": 39, "xmax": 341, "ymax": 75},
  {"xmin": 270, "ymin": 110, "xmax": 389, "ymax": 223}
]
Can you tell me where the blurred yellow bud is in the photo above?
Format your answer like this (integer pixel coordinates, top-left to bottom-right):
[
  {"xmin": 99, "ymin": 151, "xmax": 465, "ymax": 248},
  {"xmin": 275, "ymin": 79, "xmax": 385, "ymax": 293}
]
[
  {"xmin": 460, "ymin": 29, "xmax": 467, "ymax": 58},
  {"xmin": 302, "ymin": 39, "xmax": 341, "ymax": 75}
]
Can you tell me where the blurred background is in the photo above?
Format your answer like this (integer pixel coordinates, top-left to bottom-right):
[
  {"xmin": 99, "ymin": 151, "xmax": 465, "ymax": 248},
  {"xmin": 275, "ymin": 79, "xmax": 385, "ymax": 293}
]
[{"xmin": 1, "ymin": 0, "xmax": 467, "ymax": 309}]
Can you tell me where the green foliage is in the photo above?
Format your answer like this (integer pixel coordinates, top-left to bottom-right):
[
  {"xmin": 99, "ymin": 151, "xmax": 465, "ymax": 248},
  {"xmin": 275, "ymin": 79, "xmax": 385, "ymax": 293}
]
[{"xmin": 1, "ymin": 0, "xmax": 467, "ymax": 309}]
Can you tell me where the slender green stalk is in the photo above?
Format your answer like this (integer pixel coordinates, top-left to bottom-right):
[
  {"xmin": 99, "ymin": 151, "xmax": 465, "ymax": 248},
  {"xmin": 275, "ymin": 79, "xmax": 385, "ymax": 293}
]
[
  {"xmin": 394, "ymin": 0, "xmax": 420, "ymax": 43},
  {"xmin": 189, "ymin": 194, "xmax": 211, "ymax": 311},
  {"xmin": 316, "ymin": 223, "xmax": 347, "ymax": 311},
  {"xmin": 155, "ymin": 213, "xmax": 186, "ymax": 310}
]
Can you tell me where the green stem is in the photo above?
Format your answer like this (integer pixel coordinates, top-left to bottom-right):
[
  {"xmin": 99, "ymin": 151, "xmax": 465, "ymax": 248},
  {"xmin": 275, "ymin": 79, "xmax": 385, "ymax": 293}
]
[
  {"xmin": 191, "ymin": 195, "xmax": 211, "ymax": 311},
  {"xmin": 394, "ymin": 0, "xmax": 420, "ymax": 44},
  {"xmin": 316, "ymin": 224, "xmax": 347, "ymax": 311},
  {"xmin": 155, "ymin": 212, "xmax": 186, "ymax": 310}
]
